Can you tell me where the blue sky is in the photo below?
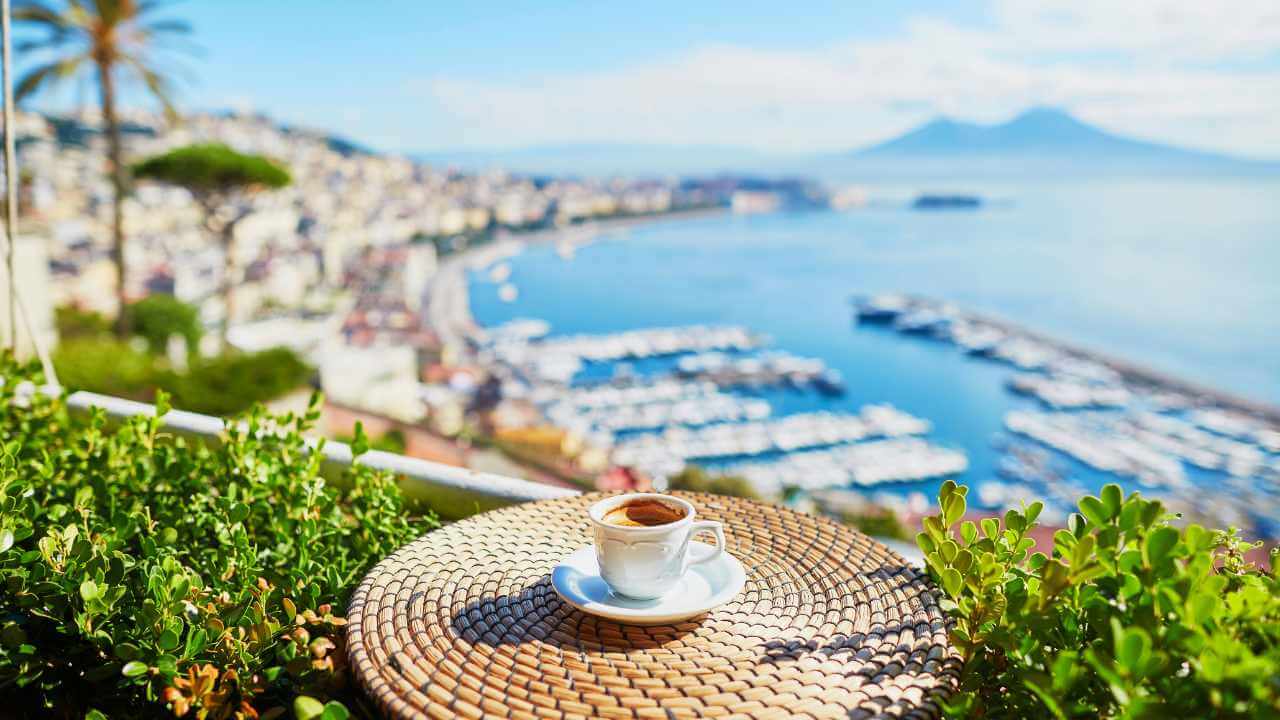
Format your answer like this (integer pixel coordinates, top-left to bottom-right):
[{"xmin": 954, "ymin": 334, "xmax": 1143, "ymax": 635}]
[{"xmin": 18, "ymin": 1, "xmax": 1280, "ymax": 158}]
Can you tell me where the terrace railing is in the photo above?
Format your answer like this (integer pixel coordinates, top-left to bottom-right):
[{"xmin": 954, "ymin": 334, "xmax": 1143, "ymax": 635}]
[{"xmin": 62, "ymin": 388, "xmax": 580, "ymax": 520}]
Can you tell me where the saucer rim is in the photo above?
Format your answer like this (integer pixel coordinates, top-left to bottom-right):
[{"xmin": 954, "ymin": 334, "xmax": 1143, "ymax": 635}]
[{"xmin": 550, "ymin": 542, "xmax": 746, "ymax": 624}]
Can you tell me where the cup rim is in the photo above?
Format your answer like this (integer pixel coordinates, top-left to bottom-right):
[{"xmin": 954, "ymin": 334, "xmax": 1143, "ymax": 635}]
[{"xmin": 589, "ymin": 493, "xmax": 694, "ymax": 533}]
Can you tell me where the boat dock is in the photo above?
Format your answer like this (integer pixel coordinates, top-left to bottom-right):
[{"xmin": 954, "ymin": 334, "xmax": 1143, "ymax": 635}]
[
  {"xmin": 726, "ymin": 438, "xmax": 969, "ymax": 494},
  {"xmin": 610, "ymin": 404, "xmax": 934, "ymax": 479},
  {"xmin": 543, "ymin": 380, "xmax": 772, "ymax": 436},
  {"xmin": 853, "ymin": 292, "xmax": 1280, "ymax": 424},
  {"xmin": 674, "ymin": 351, "xmax": 845, "ymax": 394},
  {"xmin": 1005, "ymin": 411, "xmax": 1188, "ymax": 488}
]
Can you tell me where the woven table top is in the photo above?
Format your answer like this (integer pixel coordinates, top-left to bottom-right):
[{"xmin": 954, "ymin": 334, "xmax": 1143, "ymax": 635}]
[{"xmin": 347, "ymin": 492, "xmax": 960, "ymax": 720}]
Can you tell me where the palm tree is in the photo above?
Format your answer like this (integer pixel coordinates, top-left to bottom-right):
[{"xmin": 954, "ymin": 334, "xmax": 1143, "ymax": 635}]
[{"xmin": 13, "ymin": 0, "xmax": 190, "ymax": 335}]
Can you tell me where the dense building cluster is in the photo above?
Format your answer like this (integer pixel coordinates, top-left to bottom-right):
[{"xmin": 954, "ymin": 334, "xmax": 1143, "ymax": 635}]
[{"xmin": 12, "ymin": 109, "xmax": 684, "ymax": 329}]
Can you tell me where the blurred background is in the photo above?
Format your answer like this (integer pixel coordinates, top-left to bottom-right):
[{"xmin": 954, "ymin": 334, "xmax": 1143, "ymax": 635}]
[{"xmin": 6, "ymin": 1, "xmax": 1278, "ymax": 549}]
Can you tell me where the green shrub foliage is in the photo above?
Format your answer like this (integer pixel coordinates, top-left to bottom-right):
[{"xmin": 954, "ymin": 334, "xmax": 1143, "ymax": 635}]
[
  {"xmin": 53, "ymin": 339, "xmax": 313, "ymax": 418},
  {"xmin": 0, "ymin": 357, "xmax": 434, "ymax": 717},
  {"xmin": 125, "ymin": 295, "xmax": 203, "ymax": 355},
  {"xmin": 919, "ymin": 480, "xmax": 1280, "ymax": 719},
  {"xmin": 667, "ymin": 465, "xmax": 759, "ymax": 500}
]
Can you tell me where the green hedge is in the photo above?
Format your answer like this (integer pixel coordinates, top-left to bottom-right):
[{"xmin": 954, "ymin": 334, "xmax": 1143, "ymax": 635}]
[
  {"xmin": 666, "ymin": 466, "xmax": 758, "ymax": 500},
  {"xmin": 53, "ymin": 339, "xmax": 313, "ymax": 418},
  {"xmin": 919, "ymin": 480, "xmax": 1279, "ymax": 718},
  {"xmin": 124, "ymin": 295, "xmax": 203, "ymax": 355},
  {"xmin": 0, "ymin": 356, "xmax": 435, "ymax": 718}
]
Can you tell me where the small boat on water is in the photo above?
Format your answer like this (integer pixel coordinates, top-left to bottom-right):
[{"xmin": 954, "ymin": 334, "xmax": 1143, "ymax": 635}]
[
  {"xmin": 911, "ymin": 194, "xmax": 981, "ymax": 210},
  {"xmin": 893, "ymin": 309, "xmax": 952, "ymax": 336},
  {"xmin": 854, "ymin": 294, "xmax": 912, "ymax": 323},
  {"xmin": 488, "ymin": 262, "xmax": 512, "ymax": 283}
]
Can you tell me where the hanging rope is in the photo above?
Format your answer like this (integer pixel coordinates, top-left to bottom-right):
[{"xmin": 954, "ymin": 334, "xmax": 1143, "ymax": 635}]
[{"xmin": 1, "ymin": 0, "xmax": 59, "ymax": 386}]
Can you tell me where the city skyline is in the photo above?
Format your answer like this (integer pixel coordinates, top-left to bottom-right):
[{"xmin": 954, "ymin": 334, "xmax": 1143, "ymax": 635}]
[{"xmin": 13, "ymin": 0, "xmax": 1280, "ymax": 159}]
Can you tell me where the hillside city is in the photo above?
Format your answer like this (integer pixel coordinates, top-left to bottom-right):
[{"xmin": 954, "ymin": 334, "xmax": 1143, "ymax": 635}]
[{"xmin": 10, "ymin": 108, "xmax": 833, "ymax": 495}]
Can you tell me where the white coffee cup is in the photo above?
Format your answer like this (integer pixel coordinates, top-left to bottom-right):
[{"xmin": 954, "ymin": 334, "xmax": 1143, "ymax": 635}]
[{"xmin": 588, "ymin": 493, "xmax": 726, "ymax": 600}]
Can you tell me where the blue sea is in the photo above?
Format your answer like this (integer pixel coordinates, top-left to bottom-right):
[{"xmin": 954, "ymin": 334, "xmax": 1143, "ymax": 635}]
[{"xmin": 469, "ymin": 177, "xmax": 1280, "ymax": 522}]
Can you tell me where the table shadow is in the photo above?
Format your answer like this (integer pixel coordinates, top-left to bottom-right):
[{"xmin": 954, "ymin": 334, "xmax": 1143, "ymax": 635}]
[{"xmin": 447, "ymin": 574, "xmax": 705, "ymax": 652}]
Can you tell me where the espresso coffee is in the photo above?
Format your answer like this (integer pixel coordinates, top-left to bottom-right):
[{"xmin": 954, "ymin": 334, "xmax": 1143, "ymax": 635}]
[{"xmin": 602, "ymin": 499, "xmax": 686, "ymax": 527}]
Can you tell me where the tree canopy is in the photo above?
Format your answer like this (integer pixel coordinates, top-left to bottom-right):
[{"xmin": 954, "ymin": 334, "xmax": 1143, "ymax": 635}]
[{"xmin": 132, "ymin": 143, "xmax": 291, "ymax": 195}]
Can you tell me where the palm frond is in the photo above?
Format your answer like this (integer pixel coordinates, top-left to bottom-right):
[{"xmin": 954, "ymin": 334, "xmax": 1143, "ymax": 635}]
[
  {"xmin": 136, "ymin": 0, "xmax": 182, "ymax": 17},
  {"xmin": 13, "ymin": 1, "xmax": 74, "ymax": 29},
  {"xmin": 16, "ymin": 37, "xmax": 71, "ymax": 54},
  {"xmin": 139, "ymin": 18, "xmax": 191, "ymax": 36},
  {"xmin": 126, "ymin": 57, "xmax": 177, "ymax": 120},
  {"xmin": 15, "ymin": 57, "xmax": 87, "ymax": 102}
]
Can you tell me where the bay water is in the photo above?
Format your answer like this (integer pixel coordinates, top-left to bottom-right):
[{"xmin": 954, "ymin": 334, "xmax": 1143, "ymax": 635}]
[{"xmin": 469, "ymin": 177, "xmax": 1280, "ymax": 518}]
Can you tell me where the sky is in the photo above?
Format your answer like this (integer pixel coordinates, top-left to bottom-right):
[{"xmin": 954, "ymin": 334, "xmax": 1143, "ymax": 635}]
[{"xmin": 16, "ymin": 0, "xmax": 1280, "ymax": 158}]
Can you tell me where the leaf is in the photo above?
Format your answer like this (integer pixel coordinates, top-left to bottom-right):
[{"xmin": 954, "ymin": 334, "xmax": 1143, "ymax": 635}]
[
  {"xmin": 184, "ymin": 628, "xmax": 207, "ymax": 659},
  {"xmin": 922, "ymin": 516, "xmax": 944, "ymax": 542},
  {"xmin": 1143, "ymin": 526, "xmax": 1179, "ymax": 567},
  {"xmin": 227, "ymin": 502, "xmax": 250, "ymax": 524},
  {"xmin": 86, "ymin": 712, "xmax": 109, "ymax": 720},
  {"xmin": 295, "ymin": 696, "xmax": 327, "ymax": 720},
  {"xmin": 1024, "ymin": 501, "xmax": 1043, "ymax": 526},
  {"xmin": 1117, "ymin": 627, "xmax": 1152, "ymax": 677},
  {"xmin": 0, "ymin": 529, "xmax": 12, "ymax": 553},
  {"xmin": 121, "ymin": 660, "xmax": 148, "ymax": 678},
  {"xmin": 981, "ymin": 518, "xmax": 999, "ymax": 539},
  {"xmin": 940, "ymin": 568, "xmax": 963, "ymax": 597},
  {"xmin": 1118, "ymin": 500, "xmax": 1142, "ymax": 532},
  {"xmin": 1005, "ymin": 509, "xmax": 1025, "ymax": 534},
  {"xmin": 1024, "ymin": 678, "xmax": 1069, "ymax": 720},
  {"xmin": 320, "ymin": 702, "xmax": 351, "ymax": 720},
  {"xmin": 940, "ymin": 540, "xmax": 959, "ymax": 563},
  {"xmin": 1078, "ymin": 496, "xmax": 1108, "ymax": 527},
  {"xmin": 960, "ymin": 521, "xmax": 977, "ymax": 544},
  {"xmin": 283, "ymin": 597, "xmax": 297, "ymax": 623},
  {"xmin": 80, "ymin": 580, "xmax": 100, "ymax": 603},
  {"xmin": 157, "ymin": 627, "xmax": 180, "ymax": 651},
  {"xmin": 1100, "ymin": 483, "xmax": 1122, "ymax": 517},
  {"xmin": 350, "ymin": 422, "xmax": 370, "ymax": 458},
  {"xmin": 154, "ymin": 390, "xmax": 172, "ymax": 417},
  {"xmin": 1071, "ymin": 563, "xmax": 1108, "ymax": 584},
  {"xmin": 946, "ymin": 492, "xmax": 967, "ymax": 525}
]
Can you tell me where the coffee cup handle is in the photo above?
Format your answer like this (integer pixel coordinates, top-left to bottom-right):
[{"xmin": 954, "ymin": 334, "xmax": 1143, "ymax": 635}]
[{"xmin": 688, "ymin": 520, "xmax": 726, "ymax": 566}]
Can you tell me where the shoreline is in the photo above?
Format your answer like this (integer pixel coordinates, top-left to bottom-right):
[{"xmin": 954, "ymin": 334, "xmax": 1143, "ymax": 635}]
[
  {"xmin": 430, "ymin": 208, "xmax": 1278, "ymax": 426},
  {"xmin": 425, "ymin": 206, "xmax": 729, "ymax": 349},
  {"xmin": 956, "ymin": 305, "xmax": 1280, "ymax": 424}
]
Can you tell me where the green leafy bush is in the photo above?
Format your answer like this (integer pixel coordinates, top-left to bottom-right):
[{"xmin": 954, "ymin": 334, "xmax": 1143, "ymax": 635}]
[
  {"xmin": 0, "ymin": 357, "xmax": 435, "ymax": 717},
  {"xmin": 164, "ymin": 348, "xmax": 313, "ymax": 417},
  {"xmin": 667, "ymin": 466, "xmax": 759, "ymax": 500},
  {"xmin": 125, "ymin": 295, "xmax": 203, "ymax": 354},
  {"xmin": 55, "ymin": 306, "xmax": 113, "ymax": 340},
  {"xmin": 335, "ymin": 429, "xmax": 406, "ymax": 455},
  {"xmin": 918, "ymin": 480, "xmax": 1280, "ymax": 719},
  {"xmin": 53, "ymin": 336, "xmax": 160, "ymax": 401},
  {"xmin": 840, "ymin": 507, "xmax": 909, "ymax": 540},
  {"xmin": 53, "ymin": 339, "xmax": 313, "ymax": 418}
]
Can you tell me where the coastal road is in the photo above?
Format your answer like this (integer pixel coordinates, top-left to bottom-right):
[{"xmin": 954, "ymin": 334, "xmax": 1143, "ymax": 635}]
[
  {"xmin": 425, "ymin": 252, "xmax": 478, "ymax": 351},
  {"xmin": 424, "ymin": 209, "xmax": 728, "ymax": 356}
]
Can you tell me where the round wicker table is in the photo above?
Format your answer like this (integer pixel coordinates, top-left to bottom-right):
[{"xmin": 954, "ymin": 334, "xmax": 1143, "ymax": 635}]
[{"xmin": 347, "ymin": 492, "xmax": 960, "ymax": 720}]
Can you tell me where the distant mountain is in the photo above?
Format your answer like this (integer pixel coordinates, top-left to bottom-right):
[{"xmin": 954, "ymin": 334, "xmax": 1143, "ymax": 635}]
[
  {"xmin": 842, "ymin": 108, "xmax": 1278, "ymax": 176},
  {"xmin": 417, "ymin": 108, "xmax": 1278, "ymax": 180}
]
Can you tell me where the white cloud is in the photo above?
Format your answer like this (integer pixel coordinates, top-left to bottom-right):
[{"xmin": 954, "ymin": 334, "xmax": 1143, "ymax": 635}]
[{"xmin": 425, "ymin": 1, "xmax": 1280, "ymax": 156}]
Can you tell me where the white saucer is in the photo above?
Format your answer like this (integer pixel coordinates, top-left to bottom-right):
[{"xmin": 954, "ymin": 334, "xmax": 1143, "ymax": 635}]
[{"xmin": 551, "ymin": 542, "xmax": 746, "ymax": 625}]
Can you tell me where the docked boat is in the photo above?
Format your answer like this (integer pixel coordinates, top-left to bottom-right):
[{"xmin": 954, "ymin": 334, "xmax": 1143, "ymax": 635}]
[
  {"xmin": 911, "ymin": 194, "xmax": 981, "ymax": 210},
  {"xmin": 854, "ymin": 294, "xmax": 911, "ymax": 323}
]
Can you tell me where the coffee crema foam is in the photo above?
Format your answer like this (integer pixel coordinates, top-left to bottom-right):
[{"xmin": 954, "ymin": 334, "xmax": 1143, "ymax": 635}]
[{"xmin": 602, "ymin": 499, "xmax": 686, "ymax": 527}]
